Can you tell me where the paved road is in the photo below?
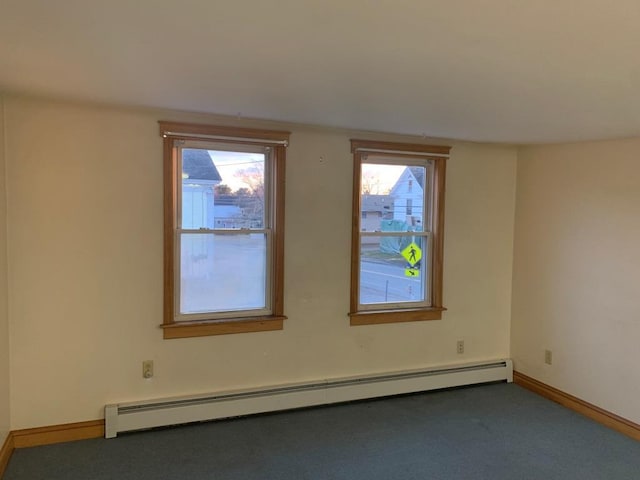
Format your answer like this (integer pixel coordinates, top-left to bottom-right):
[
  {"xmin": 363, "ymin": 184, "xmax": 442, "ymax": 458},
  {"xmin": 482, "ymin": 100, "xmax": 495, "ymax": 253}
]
[{"xmin": 360, "ymin": 259, "xmax": 424, "ymax": 304}]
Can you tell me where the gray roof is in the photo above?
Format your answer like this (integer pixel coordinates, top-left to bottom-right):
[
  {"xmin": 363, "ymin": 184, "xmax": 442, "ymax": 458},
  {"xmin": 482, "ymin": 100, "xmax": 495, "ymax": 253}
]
[
  {"xmin": 408, "ymin": 166, "xmax": 425, "ymax": 188},
  {"xmin": 390, "ymin": 167, "xmax": 425, "ymax": 195},
  {"xmin": 362, "ymin": 194, "xmax": 394, "ymax": 212},
  {"xmin": 182, "ymin": 149, "xmax": 222, "ymax": 182}
]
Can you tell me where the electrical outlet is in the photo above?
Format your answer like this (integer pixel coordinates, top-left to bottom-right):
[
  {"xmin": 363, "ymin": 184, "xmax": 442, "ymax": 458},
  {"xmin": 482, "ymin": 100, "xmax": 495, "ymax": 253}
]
[
  {"xmin": 456, "ymin": 340, "xmax": 464, "ymax": 354},
  {"xmin": 142, "ymin": 360, "xmax": 154, "ymax": 379},
  {"xmin": 544, "ymin": 349, "xmax": 552, "ymax": 365}
]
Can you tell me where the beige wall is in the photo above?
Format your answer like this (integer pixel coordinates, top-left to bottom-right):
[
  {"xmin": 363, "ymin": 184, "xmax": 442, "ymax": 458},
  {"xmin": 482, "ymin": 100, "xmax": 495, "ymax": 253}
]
[
  {"xmin": 512, "ymin": 139, "xmax": 640, "ymax": 424},
  {"xmin": 4, "ymin": 94, "xmax": 640, "ymax": 434},
  {"xmin": 4, "ymin": 95, "xmax": 516, "ymax": 429},
  {"xmin": 0, "ymin": 95, "xmax": 10, "ymax": 445}
]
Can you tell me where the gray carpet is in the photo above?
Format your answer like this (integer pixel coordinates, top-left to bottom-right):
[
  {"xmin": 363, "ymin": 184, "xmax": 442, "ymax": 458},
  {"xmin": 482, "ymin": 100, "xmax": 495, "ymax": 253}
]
[{"xmin": 4, "ymin": 383, "xmax": 640, "ymax": 479}]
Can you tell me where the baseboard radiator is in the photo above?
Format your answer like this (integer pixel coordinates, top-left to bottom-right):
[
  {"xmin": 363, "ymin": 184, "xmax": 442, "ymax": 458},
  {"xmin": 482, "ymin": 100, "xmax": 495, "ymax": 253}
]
[{"xmin": 105, "ymin": 359, "xmax": 513, "ymax": 438}]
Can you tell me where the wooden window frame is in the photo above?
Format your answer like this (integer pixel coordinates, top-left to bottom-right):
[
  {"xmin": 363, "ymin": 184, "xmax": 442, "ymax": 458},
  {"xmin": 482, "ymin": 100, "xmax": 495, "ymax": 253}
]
[
  {"xmin": 160, "ymin": 121, "xmax": 289, "ymax": 339},
  {"xmin": 349, "ymin": 139, "xmax": 449, "ymax": 326}
]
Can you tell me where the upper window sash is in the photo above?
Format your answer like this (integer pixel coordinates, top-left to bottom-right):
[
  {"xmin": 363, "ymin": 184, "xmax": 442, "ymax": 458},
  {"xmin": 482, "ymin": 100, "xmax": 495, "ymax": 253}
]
[
  {"xmin": 359, "ymin": 154, "xmax": 434, "ymax": 234},
  {"xmin": 176, "ymin": 141, "xmax": 272, "ymax": 232}
]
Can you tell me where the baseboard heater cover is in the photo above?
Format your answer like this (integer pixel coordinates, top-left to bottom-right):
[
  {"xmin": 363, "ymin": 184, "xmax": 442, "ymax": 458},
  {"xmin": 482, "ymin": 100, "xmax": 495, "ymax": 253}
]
[{"xmin": 105, "ymin": 359, "xmax": 513, "ymax": 438}]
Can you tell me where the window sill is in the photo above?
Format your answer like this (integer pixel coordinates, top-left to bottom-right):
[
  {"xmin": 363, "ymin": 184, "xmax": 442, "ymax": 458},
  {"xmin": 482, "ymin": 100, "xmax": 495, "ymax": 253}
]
[
  {"xmin": 349, "ymin": 308, "xmax": 445, "ymax": 326},
  {"xmin": 161, "ymin": 316, "xmax": 286, "ymax": 339}
]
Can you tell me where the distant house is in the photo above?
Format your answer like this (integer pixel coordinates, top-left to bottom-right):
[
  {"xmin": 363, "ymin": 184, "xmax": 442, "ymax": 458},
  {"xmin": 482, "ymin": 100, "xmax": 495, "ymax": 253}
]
[
  {"xmin": 181, "ymin": 149, "xmax": 221, "ymax": 229},
  {"xmin": 361, "ymin": 195, "xmax": 394, "ymax": 246},
  {"xmin": 213, "ymin": 195, "xmax": 243, "ymax": 228},
  {"xmin": 389, "ymin": 166, "xmax": 425, "ymax": 228},
  {"xmin": 361, "ymin": 195, "xmax": 394, "ymax": 231}
]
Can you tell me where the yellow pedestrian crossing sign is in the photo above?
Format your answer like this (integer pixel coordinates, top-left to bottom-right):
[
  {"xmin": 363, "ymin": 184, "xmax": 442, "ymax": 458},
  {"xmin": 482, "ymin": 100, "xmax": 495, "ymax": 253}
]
[{"xmin": 401, "ymin": 242, "xmax": 422, "ymax": 266}]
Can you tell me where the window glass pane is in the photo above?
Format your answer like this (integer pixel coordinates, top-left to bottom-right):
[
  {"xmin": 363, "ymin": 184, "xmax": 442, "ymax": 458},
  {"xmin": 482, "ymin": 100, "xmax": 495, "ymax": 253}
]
[
  {"xmin": 181, "ymin": 148, "xmax": 265, "ymax": 229},
  {"xmin": 359, "ymin": 236, "xmax": 426, "ymax": 305},
  {"xmin": 361, "ymin": 164, "xmax": 426, "ymax": 233},
  {"xmin": 179, "ymin": 233, "xmax": 267, "ymax": 315}
]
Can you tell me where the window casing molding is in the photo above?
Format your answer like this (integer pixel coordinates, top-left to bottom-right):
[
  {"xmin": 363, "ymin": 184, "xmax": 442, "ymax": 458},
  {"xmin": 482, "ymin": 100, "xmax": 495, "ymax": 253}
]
[
  {"xmin": 160, "ymin": 121, "xmax": 289, "ymax": 339},
  {"xmin": 349, "ymin": 139, "xmax": 449, "ymax": 326}
]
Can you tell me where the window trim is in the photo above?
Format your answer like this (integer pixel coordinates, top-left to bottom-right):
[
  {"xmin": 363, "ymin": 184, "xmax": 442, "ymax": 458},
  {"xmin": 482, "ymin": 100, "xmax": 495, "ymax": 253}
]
[
  {"xmin": 349, "ymin": 139, "xmax": 449, "ymax": 326},
  {"xmin": 159, "ymin": 121, "xmax": 289, "ymax": 339}
]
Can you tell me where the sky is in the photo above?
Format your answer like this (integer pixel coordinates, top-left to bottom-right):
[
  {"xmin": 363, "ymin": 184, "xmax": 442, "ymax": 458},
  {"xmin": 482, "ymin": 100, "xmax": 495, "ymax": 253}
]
[
  {"xmin": 206, "ymin": 151, "xmax": 406, "ymax": 194},
  {"xmin": 361, "ymin": 163, "xmax": 405, "ymax": 194},
  {"xmin": 208, "ymin": 150, "xmax": 264, "ymax": 192}
]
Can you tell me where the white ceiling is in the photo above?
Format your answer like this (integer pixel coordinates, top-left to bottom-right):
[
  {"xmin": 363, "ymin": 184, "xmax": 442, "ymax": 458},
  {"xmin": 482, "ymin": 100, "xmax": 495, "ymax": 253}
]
[{"xmin": 1, "ymin": 0, "xmax": 640, "ymax": 144}]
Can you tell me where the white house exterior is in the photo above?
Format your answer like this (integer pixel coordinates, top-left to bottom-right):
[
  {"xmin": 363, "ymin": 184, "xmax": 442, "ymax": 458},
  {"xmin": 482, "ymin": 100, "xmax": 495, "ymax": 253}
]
[
  {"xmin": 181, "ymin": 149, "xmax": 221, "ymax": 281},
  {"xmin": 389, "ymin": 166, "xmax": 425, "ymax": 228}
]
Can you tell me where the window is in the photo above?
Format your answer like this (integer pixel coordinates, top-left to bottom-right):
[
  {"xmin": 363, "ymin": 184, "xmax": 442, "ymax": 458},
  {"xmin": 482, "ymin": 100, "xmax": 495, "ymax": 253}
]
[
  {"xmin": 160, "ymin": 121, "xmax": 289, "ymax": 339},
  {"xmin": 349, "ymin": 139, "xmax": 449, "ymax": 325}
]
